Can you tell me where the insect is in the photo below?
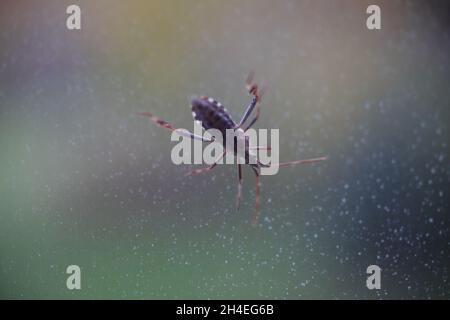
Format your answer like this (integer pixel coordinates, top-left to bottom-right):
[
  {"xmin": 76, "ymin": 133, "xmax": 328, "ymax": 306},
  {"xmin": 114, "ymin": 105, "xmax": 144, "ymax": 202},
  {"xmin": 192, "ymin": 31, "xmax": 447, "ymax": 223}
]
[{"xmin": 140, "ymin": 72, "xmax": 327, "ymax": 225}]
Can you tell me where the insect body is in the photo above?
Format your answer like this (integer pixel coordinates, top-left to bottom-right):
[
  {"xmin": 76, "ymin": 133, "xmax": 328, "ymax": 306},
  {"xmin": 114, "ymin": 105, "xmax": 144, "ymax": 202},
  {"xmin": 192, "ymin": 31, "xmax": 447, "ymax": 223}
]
[
  {"xmin": 140, "ymin": 72, "xmax": 326, "ymax": 225},
  {"xmin": 190, "ymin": 95, "xmax": 263, "ymax": 169},
  {"xmin": 191, "ymin": 96, "xmax": 235, "ymax": 135}
]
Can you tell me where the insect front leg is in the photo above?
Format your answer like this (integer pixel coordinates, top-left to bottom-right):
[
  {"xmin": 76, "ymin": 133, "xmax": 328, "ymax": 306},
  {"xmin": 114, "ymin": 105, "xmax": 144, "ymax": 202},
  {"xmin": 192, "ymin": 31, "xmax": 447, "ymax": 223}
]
[
  {"xmin": 236, "ymin": 95, "xmax": 258, "ymax": 129},
  {"xmin": 236, "ymin": 72, "xmax": 265, "ymax": 130}
]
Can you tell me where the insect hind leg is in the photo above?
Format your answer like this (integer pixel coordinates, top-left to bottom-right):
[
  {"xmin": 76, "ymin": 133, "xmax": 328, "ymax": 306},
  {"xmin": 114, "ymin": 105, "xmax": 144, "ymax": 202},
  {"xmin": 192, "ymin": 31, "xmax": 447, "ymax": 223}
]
[
  {"xmin": 250, "ymin": 165, "xmax": 261, "ymax": 226},
  {"xmin": 236, "ymin": 163, "xmax": 243, "ymax": 211}
]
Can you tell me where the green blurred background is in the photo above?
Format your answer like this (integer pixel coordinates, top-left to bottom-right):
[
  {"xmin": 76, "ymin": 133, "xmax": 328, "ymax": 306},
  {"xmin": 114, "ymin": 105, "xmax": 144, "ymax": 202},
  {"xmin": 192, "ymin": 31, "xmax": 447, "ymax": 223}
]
[{"xmin": 0, "ymin": 0, "xmax": 449, "ymax": 299}]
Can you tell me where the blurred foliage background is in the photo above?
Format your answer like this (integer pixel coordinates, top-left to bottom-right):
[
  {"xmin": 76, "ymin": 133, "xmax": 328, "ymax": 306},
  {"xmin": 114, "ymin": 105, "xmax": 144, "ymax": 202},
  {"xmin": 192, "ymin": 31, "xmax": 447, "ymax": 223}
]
[{"xmin": 0, "ymin": 0, "xmax": 449, "ymax": 298}]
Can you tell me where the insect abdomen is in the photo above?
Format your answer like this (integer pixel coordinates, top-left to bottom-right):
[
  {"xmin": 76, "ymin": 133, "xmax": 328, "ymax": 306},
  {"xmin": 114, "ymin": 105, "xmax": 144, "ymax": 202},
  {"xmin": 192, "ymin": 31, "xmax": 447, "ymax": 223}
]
[{"xmin": 191, "ymin": 96, "xmax": 236, "ymax": 135}]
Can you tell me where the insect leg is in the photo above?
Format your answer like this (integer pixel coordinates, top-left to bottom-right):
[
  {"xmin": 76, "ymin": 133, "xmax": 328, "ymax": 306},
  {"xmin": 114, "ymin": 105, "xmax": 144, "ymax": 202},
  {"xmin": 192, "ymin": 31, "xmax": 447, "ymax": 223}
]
[
  {"xmin": 236, "ymin": 96, "xmax": 258, "ymax": 128},
  {"xmin": 249, "ymin": 145, "xmax": 271, "ymax": 151},
  {"xmin": 243, "ymin": 89, "xmax": 267, "ymax": 131},
  {"xmin": 184, "ymin": 151, "xmax": 227, "ymax": 176},
  {"xmin": 243, "ymin": 109, "xmax": 261, "ymax": 131},
  {"xmin": 236, "ymin": 163, "xmax": 243, "ymax": 210},
  {"xmin": 138, "ymin": 112, "xmax": 213, "ymax": 142},
  {"xmin": 250, "ymin": 166, "xmax": 261, "ymax": 226},
  {"xmin": 236, "ymin": 72, "xmax": 265, "ymax": 129},
  {"xmin": 275, "ymin": 156, "xmax": 328, "ymax": 168}
]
